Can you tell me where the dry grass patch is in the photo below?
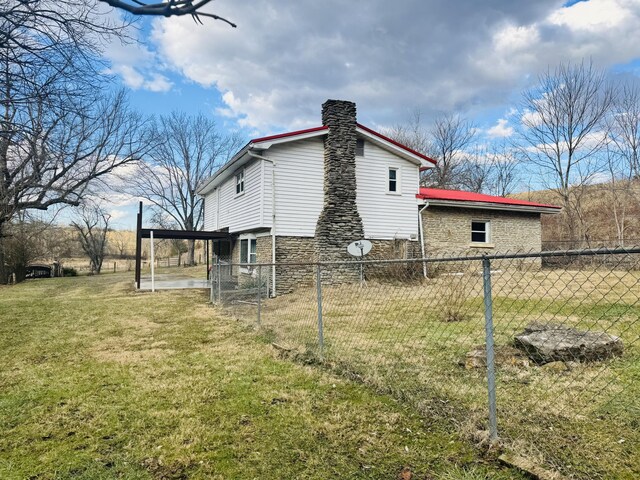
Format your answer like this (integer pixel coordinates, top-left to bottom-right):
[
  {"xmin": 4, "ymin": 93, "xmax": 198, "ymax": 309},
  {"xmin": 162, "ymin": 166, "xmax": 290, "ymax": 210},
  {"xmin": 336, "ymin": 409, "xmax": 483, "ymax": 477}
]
[
  {"xmin": 0, "ymin": 273, "xmax": 525, "ymax": 480},
  {"xmin": 223, "ymin": 265, "xmax": 640, "ymax": 479}
]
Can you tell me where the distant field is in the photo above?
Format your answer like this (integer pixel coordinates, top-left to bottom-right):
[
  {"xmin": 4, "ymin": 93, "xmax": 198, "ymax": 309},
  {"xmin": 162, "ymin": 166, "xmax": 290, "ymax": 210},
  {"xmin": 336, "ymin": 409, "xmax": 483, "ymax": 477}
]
[{"xmin": 0, "ymin": 273, "xmax": 524, "ymax": 480}]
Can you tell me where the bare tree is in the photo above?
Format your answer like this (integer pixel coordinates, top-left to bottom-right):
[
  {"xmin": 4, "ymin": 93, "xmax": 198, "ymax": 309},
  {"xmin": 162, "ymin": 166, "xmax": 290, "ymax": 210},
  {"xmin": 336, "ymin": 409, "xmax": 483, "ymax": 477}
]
[
  {"xmin": 118, "ymin": 112, "xmax": 243, "ymax": 265},
  {"xmin": 0, "ymin": 1, "xmax": 149, "ymax": 283},
  {"xmin": 604, "ymin": 82, "xmax": 640, "ymax": 246},
  {"xmin": 71, "ymin": 204, "xmax": 111, "ymax": 274},
  {"xmin": 109, "ymin": 230, "xmax": 131, "ymax": 258},
  {"xmin": 516, "ymin": 60, "xmax": 614, "ymax": 243},
  {"xmin": 384, "ymin": 110, "xmax": 431, "ymax": 157},
  {"xmin": 99, "ymin": 0, "xmax": 236, "ymax": 26},
  {"xmin": 610, "ymin": 81, "xmax": 640, "ymax": 178},
  {"xmin": 426, "ymin": 114, "xmax": 476, "ymax": 189},
  {"xmin": 486, "ymin": 143, "xmax": 521, "ymax": 197},
  {"xmin": 384, "ymin": 111, "xmax": 476, "ymax": 189}
]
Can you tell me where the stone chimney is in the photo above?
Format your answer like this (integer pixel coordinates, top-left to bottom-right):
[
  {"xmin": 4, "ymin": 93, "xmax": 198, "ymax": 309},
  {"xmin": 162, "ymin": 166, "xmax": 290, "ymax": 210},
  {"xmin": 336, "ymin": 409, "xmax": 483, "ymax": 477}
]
[{"xmin": 314, "ymin": 100, "xmax": 364, "ymax": 275}]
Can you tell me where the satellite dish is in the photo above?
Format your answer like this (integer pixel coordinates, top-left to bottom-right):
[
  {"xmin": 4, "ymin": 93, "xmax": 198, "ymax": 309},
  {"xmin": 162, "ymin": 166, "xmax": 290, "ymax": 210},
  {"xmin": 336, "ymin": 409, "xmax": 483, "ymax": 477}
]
[{"xmin": 347, "ymin": 239, "xmax": 372, "ymax": 257}]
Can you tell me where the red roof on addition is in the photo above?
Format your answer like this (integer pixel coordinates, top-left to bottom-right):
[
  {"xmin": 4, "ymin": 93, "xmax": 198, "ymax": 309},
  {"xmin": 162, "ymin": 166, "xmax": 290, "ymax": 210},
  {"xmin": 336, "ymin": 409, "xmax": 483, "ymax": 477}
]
[{"xmin": 417, "ymin": 188, "xmax": 561, "ymax": 210}]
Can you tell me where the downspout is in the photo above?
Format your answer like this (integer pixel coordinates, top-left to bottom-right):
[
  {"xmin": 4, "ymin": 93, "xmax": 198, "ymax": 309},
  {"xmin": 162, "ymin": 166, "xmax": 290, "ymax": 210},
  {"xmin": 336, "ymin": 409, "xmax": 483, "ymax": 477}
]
[
  {"xmin": 247, "ymin": 150, "xmax": 277, "ymax": 296},
  {"xmin": 418, "ymin": 202, "xmax": 429, "ymax": 278}
]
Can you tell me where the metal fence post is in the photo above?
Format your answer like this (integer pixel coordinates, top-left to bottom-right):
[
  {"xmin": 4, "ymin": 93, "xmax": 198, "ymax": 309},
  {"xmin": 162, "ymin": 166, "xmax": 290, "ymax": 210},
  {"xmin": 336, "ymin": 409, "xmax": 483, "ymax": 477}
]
[
  {"xmin": 316, "ymin": 263, "xmax": 324, "ymax": 360},
  {"xmin": 482, "ymin": 256, "xmax": 498, "ymax": 443},
  {"xmin": 216, "ymin": 258, "xmax": 221, "ymax": 304},
  {"xmin": 257, "ymin": 265, "xmax": 262, "ymax": 328},
  {"xmin": 209, "ymin": 267, "xmax": 214, "ymax": 303}
]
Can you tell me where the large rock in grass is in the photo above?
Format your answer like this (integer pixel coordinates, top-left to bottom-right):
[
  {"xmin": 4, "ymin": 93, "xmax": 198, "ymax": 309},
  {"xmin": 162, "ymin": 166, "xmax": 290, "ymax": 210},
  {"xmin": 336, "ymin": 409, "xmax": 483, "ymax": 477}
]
[{"xmin": 514, "ymin": 323, "xmax": 623, "ymax": 364}]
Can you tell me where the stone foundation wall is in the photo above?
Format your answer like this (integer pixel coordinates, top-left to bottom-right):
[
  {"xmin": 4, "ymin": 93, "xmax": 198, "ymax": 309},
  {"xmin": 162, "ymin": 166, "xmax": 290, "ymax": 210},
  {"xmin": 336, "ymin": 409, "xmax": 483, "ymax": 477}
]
[
  {"xmin": 421, "ymin": 206, "xmax": 542, "ymax": 270},
  {"xmin": 364, "ymin": 239, "xmax": 423, "ymax": 280},
  {"xmin": 256, "ymin": 235, "xmax": 272, "ymax": 264},
  {"xmin": 275, "ymin": 236, "xmax": 316, "ymax": 293}
]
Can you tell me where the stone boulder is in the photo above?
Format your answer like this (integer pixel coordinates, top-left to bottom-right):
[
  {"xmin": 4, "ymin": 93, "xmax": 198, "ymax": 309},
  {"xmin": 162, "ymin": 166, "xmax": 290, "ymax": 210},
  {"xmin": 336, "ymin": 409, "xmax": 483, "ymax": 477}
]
[{"xmin": 514, "ymin": 323, "xmax": 623, "ymax": 364}]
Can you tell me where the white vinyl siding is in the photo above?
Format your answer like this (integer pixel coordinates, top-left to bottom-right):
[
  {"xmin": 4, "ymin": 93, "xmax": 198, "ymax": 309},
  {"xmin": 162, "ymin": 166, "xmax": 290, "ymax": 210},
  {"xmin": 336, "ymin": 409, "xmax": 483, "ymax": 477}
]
[
  {"xmin": 202, "ymin": 135, "xmax": 421, "ymax": 240},
  {"xmin": 269, "ymin": 137, "xmax": 324, "ymax": 237},
  {"xmin": 356, "ymin": 141, "xmax": 420, "ymax": 240},
  {"xmin": 204, "ymin": 159, "xmax": 264, "ymax": 233},
  {"xmin": 203, "ymin": 188, "xmax": 217, "ymax": 231}
]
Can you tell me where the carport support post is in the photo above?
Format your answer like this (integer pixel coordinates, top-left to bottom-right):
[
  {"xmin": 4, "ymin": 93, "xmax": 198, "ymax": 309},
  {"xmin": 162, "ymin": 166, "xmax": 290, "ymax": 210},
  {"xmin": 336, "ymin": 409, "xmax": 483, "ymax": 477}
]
[
  {"xmin": 150, "ymin": 230, "xmax": 155, "ymax": 292},
  {"xmin": 256, "ymin": 265, "xmax": 262, "ymax": 328},
  {"xmin": 135, "ymin": 202, "xmax": 142, "ymax": 289},
  {"xmin": 316, "ymin": 263, "xmax": 324, "ymax": 360},
  {"xmin": 482, "ymin": 256, "xmax": 498, "ymax": 443}
]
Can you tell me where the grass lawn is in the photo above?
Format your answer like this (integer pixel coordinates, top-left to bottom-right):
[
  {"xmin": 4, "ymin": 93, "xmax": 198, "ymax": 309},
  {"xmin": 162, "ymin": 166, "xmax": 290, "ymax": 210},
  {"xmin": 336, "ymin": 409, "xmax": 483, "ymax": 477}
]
[
  {"xmin": 0, "ymin": 273, "xmax": 523, "ymax": 480},
  {"xmin": 223, "ymin": 264, "xmax": 640, "ymax": 479}
]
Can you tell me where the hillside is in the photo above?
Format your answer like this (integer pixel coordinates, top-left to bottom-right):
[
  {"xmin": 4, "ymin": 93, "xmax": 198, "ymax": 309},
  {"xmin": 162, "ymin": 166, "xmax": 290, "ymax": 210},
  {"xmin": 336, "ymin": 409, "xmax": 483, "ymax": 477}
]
[{"xmin": 512, "ymin": 180, "xmax": 640, "ymax": 249}]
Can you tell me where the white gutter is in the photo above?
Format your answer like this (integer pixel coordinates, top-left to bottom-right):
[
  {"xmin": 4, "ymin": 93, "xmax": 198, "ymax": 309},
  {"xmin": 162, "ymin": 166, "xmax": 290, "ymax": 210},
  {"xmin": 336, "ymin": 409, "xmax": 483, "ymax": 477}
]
[
  {"xmin": 418, "ymin": 203, "xmax": 429, "ymax": 279},
  {"xmin": 247, "ymin": 150, "xmax": 277, "ymax": 297}
]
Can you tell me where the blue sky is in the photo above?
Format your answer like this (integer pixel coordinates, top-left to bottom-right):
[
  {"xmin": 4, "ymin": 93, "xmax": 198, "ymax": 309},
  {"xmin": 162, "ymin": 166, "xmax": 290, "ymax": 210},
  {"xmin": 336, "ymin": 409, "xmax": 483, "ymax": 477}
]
[{"xmin": 98, "ymin": 0, "xmax": 640, "ymax": 229}]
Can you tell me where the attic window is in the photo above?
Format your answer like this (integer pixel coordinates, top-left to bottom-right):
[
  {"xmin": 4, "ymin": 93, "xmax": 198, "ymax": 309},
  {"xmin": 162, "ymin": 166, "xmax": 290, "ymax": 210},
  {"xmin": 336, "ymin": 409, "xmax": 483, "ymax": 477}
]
[
  {"xmin": 355, "ymin": 138, "xmax": 365, "ymax": 156},
  {"xmin": 235, "ymin": 170, "xmax": 245, "ymax": 195}
]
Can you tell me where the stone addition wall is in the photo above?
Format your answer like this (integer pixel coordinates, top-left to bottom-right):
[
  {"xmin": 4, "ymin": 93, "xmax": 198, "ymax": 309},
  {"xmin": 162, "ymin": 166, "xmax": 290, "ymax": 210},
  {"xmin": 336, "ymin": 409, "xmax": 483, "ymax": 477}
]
[
  {"xmin": 421, "ymin": 206, "xmax": 542, "ymax": 269},
  {"xmin": 275, "ymin": 236, "xmax": 316, "ymax": 293},
  {"xmin": 314, "ymin": 99, "xmax": 364, "ymax": 283},
  {"xmin": 256, "ymin": 235, "xmax": 272, "ymax": 264},
  {"xmin": 363, "ymin": 239, "xmax": 423, "ymax": 280}
]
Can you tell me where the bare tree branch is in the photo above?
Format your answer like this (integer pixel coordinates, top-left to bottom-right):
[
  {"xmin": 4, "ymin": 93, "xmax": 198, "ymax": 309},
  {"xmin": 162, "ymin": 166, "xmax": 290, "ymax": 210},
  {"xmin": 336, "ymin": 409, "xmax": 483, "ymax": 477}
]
[
  {"xmin": 115, "ymin": 112, "xmax": 244, "ymax": 264},
  {"xmin": 99, "ymin": 0, "xmax": 236, "ymax": 26},
  {"xmin": 71, "ymin": 202, "xmax": 111, "ymax": 274},
  {"xmin": 515, "ymin": 60, "xmax": 614, "ymax": 243}
]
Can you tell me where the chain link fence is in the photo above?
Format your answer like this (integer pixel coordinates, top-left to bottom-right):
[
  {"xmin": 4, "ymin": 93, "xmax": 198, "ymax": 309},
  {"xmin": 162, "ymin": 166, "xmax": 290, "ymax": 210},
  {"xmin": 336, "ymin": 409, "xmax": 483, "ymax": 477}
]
[{"xmin": 209, "ymin": 249, "xmax": 640, "ymax": 479}]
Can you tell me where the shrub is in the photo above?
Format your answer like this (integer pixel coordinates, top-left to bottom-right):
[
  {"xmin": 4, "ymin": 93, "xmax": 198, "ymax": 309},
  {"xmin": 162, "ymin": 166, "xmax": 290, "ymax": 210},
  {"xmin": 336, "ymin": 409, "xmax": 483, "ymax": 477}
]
[{"xmin": 63, "ymin": 267, "xmax": 78, "ymax": 277}]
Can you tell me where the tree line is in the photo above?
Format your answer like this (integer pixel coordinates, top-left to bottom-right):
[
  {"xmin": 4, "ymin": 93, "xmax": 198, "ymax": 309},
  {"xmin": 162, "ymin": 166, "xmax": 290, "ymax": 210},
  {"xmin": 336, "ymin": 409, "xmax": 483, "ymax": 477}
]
[
  {"xmin": 1, "ymin": 1, "xmax": 241, "ymax": 282},
  {"xmin": 385, "ymin": 61, "xmax": 640, "ymax": 247}
]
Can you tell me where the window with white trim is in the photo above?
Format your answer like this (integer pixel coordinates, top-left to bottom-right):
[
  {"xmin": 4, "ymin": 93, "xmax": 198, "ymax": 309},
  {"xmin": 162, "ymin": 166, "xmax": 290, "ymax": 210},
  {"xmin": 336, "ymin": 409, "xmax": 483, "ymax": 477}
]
[
  {"xmin": 355, "ymin": 138, "xmax": 365, "ymax": 156},
  {"xmin": 388, "ymin": 167, "xmax": 399, "ymax": 193},
  {"xmin": 240, "ymin": 238, "xmax": 257, "ymax": 264},
  {"xmin": 471, "ymin": 220, "xmax": 490, "ymax": 243},
  {"xmin": 235, "ymin": 170, "xmax": 245, "ymax": 195}
]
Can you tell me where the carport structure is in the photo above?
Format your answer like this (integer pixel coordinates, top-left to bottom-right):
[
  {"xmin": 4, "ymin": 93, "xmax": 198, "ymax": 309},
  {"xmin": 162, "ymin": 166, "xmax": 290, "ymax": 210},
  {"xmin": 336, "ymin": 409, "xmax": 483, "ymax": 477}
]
[{"xmin": 134, "ymin": 202, "xmax": 232, "ymax": 290}]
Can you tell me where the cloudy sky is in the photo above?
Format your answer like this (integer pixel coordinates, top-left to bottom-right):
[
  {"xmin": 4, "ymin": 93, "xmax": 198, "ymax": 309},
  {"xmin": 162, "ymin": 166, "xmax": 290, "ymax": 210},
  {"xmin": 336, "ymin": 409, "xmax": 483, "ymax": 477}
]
[{"xmin": 102, "ymin": 0, "xmax": 640, "ymax": 227}]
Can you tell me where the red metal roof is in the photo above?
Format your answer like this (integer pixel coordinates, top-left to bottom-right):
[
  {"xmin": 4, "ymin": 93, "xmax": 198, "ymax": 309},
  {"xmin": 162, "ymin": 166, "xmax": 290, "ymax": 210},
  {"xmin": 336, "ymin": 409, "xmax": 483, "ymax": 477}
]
[
  {"xmin": 417, "ymin": 188, "xmax": 561, "ymax": 210},
  {"xmin": 356, "ymin": 123, "xmax": 437, "ymax": 164}
]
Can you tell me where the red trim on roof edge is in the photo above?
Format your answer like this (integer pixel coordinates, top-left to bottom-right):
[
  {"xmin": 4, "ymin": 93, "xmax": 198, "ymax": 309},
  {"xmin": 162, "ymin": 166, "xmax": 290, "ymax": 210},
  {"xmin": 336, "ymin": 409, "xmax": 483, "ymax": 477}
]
[
  {"xmin": 417, "ymin": 188, "xmax": 561, "ymax": 210},
  {"xmin": 251, "ymin": 126, "xmax": 328, "ymax": 144},
  {"xmin": 248, "ymin": 123, "xmax": 437, "ymax": 165},
  {"xmin": 357, "ymin": 123, "xmax": 437, "ymax": 164}
]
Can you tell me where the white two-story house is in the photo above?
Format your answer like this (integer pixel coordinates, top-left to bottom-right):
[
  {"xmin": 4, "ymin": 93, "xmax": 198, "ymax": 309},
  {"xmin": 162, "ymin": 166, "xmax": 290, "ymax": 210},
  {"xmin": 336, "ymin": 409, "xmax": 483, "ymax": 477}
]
[{"xmin": 198, "ymin": 100, "xmax": 559, "ymax": 294}]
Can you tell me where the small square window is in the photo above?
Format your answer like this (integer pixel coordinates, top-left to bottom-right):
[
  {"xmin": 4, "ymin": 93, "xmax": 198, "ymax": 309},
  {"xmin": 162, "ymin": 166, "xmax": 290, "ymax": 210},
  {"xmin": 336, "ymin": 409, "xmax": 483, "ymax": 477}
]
[
  {"xmin": 355, "ymin": 138, "xmax": 365, "ymax": 157},
  {"xmin": 236, "ymin": 170, "xmax": 245, "ymax": 195},
  {"xmin": 388, "ymin": 167, "xmax": 398, "ymax": 193},
  {"xmin": 471, "ymin": 221, "xmax": 489, "ymax": 243}
]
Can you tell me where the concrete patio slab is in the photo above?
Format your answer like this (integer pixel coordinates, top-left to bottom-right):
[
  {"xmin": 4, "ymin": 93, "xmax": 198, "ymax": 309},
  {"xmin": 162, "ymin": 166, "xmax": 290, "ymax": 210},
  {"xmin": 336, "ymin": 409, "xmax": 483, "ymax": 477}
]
[{"xmin": 139, "ymin": 275, "xmax": 210, "ymax": 290}]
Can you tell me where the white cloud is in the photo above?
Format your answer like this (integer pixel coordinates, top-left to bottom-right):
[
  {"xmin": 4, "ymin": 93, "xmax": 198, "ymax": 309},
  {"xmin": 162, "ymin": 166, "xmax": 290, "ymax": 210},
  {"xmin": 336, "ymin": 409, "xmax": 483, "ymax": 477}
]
[
  {"xmin": 102, "ymin": 10, "xmax": 173, "ymax": 93},
  {"xmin": 146, "ymin": 0, "xmax": 640, "ymax": 132},
  {"xmin": 487, "ymin": 118, "xmax": 514, "ymax": 138}
]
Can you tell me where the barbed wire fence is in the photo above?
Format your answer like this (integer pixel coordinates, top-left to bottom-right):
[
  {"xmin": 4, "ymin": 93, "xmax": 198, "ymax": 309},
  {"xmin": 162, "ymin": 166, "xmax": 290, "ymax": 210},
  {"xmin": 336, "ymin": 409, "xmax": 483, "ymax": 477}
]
[{"xmin": 210, "ymin": 248, "xmax": 640, "ymax": 479}]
